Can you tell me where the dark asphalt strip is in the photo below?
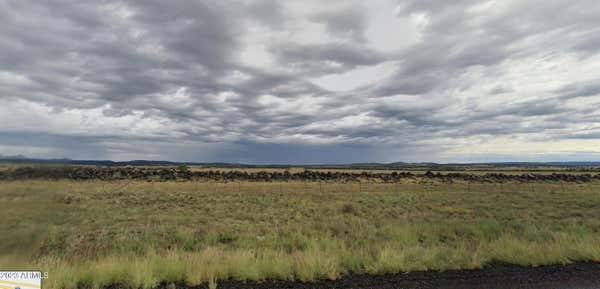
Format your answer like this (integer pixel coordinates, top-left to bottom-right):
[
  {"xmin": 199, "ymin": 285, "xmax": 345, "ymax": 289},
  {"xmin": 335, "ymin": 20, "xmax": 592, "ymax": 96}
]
[{"xmin": 147, "ymin": 262, "xmax": 600, "ymax": 289}]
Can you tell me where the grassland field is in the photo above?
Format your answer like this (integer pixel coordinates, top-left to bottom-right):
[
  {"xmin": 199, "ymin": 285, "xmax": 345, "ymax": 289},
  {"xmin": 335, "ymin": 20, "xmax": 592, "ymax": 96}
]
[{"xmin": 1, "ymin": 169, "xmax": 600, "ymax": 289}]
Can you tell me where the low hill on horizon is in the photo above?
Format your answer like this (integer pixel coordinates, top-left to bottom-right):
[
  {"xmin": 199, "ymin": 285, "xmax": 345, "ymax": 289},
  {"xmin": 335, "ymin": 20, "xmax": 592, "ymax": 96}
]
[{"xmin": 1, "ymin": 155, "xmax": 600, "ymax": 169}]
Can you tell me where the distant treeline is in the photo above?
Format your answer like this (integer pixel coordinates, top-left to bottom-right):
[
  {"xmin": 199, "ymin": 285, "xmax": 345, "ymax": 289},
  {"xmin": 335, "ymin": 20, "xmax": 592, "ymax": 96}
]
[{"xmin": 1, "ymin": 166, "xmax": 600, "ymax": 183}]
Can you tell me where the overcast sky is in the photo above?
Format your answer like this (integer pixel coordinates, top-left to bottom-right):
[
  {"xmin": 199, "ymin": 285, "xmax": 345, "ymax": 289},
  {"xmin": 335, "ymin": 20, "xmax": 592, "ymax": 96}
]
[{"xmin": 1, "ymin": 0, "xmax": 599, "ymax": 164}]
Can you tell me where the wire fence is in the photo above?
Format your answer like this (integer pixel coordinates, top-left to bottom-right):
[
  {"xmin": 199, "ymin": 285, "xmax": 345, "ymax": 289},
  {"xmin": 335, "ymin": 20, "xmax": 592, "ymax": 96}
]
[{"xmin": 54, "ymin": 179, "xmax": 600, "ymax": 195}]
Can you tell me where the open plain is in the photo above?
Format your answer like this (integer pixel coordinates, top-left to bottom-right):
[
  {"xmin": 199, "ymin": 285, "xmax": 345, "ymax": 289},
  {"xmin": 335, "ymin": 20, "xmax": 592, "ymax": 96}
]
[{"xmin": 1, "ymin": 165, "xmax": 600, "ymax": 288}]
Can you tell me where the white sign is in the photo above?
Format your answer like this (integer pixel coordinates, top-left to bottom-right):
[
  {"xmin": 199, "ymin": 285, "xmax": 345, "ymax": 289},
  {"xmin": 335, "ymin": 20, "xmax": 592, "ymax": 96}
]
[{"xmin": 0, "ymin": 271, "xmax": 42, "ymax": 289}]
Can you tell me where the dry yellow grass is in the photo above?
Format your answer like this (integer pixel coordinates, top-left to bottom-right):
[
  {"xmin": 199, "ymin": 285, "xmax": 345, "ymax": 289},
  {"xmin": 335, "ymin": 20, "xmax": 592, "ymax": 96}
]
[{"xmin": 1, "ymin": 179, "xmax": 600, "ymax": 289}]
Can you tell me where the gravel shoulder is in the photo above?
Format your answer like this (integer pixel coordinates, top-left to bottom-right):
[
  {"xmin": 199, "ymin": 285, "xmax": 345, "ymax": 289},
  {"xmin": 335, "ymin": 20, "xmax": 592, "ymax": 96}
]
[{"xmin": 164, "ymin": 262, "xmax": 600, "ymax": 289}]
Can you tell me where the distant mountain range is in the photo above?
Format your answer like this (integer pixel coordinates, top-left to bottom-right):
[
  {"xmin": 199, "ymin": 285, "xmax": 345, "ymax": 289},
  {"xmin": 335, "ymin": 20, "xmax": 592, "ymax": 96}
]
[
  {"xmin": 0, "ymin": 155, "xmax": 243, "ymax": 167},
  {"xmin": 0, "ymin": 154, "xmax": 27, "ymax": 160},
  {"xmin": 1, "ymin": 155, "xmax": 599, "ymax": 168}
]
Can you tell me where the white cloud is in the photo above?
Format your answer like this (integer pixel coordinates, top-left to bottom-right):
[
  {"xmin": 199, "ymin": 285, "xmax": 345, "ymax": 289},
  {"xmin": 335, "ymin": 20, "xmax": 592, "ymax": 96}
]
[
  {"xmin": 365, "ymin": 1, "xmax": 420, "ymax": 52},
  {"xmin": 308, "ymin": 61, "xmax": 398, "ymax": 91}
]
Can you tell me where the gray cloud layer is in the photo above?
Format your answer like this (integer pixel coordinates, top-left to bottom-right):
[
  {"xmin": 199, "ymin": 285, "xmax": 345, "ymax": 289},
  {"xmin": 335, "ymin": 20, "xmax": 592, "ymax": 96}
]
[{"xmin": 1, "ymin": 0, "xmax": 599, "ymax": 163}]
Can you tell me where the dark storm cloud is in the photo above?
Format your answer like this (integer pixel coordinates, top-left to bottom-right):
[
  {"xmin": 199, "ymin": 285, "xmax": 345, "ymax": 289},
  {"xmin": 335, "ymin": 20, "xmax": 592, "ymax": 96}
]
[
  {"xmin": 489, "ymin": 85, "xmax": 513, "ymax": 95},
  {"xmin": 556, "ymin": 81, "xmax": 600, "ymax": 99},
  {"xmin": 311, "ymin": 6, "xmax": 367, "ymax": 42},
  {"xmin": 244, "ymin": 0, "xmax": 287, "ymax": 28},
  {"xmin": 369, "ymin": 67, "xmax": 444, "ymax": 96},
  {"xmin": 0, "ymin": 0, "xmax": 599, "ymax": 163},
  {"xmin": 470, "ymin": 98, "xmax": 568, "ymax": 120}
]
